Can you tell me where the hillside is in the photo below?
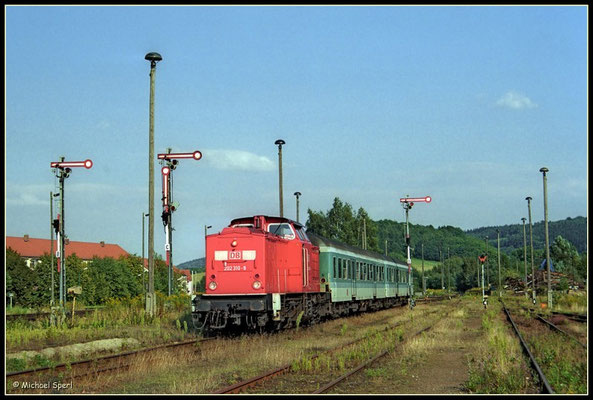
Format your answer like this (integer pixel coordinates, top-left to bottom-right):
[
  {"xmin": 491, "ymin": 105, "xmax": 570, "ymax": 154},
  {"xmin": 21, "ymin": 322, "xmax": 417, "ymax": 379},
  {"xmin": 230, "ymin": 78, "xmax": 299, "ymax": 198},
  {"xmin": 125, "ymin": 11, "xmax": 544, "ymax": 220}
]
[
  {"xmin": 176, "ymin": 217, "xmax": 586, "ymax": 268},
  {"xmin": 176, "ymin": 257, "xmax": 205, "ymax": 271},
  {"xmin": 465, "ymin": 216, "xmax": 586, "ymax": 255}
]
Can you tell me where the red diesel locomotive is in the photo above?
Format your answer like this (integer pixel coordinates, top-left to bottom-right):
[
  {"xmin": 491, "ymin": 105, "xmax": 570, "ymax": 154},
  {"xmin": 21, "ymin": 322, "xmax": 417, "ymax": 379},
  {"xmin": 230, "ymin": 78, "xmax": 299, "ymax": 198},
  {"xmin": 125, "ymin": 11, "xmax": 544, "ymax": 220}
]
[{"xmin": 191, "ymin": 215, "xmax": 412, "ymax": 332}]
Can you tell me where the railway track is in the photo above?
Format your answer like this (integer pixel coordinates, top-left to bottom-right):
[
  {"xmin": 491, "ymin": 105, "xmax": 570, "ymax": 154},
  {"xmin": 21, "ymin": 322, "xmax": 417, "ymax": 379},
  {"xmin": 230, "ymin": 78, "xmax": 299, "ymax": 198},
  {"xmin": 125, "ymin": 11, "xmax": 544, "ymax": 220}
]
[
  {"xmin": 6, "ymin": 309, "xmax": 99, "ymax": 322},
  {"xmin": 534, "ymin": 315, "xmax": 587, "ymax": 349},
  {"xmin": 214, "ymin": 298, "xmax": 461, "ymax": 394},
  {"xmin": 6, "ymin": 337, "xmax": 213, "ymax": 386},
  {"xmin": 499, "ymin": 299, "xmax": 554, "ymax": 394}
]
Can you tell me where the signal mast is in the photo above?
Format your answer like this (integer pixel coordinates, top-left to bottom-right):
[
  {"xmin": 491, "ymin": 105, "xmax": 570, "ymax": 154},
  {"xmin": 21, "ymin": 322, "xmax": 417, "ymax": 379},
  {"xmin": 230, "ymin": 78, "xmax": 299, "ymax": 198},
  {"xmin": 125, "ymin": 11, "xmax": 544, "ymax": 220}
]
[
  {"xmin": 158, "ymin": 149, "xmax": 202, "ymax": 295},
  {"xmin": 399, "ymin": 195, "xmax": 431, "ymax": 308},
  {"xmin": 50, "ymin": 157, "xmax": 93, "ymax": 309}
]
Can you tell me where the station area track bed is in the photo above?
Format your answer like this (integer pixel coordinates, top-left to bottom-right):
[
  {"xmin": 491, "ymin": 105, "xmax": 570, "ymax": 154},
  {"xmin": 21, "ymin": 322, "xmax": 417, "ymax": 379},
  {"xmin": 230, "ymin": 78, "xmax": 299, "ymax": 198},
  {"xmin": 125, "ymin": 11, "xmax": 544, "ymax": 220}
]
[
  {"xmin": 214, "ymin": 299, "xmax": 460, "ymax": 394},
  {"xmin": 499, "ymin": 299, "xmax": 587, "ymax": 394},
  {"xmin": 6, "ymin": 338, "xmax": 212, "ymax": 390}
]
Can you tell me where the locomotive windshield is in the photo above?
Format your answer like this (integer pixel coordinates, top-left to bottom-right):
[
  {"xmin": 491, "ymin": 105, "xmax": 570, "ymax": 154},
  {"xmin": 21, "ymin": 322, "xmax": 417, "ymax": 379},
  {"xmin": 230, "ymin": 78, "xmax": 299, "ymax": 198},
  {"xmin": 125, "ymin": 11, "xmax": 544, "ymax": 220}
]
[{"xmin": 267, "ymin": 223, "xmax": 295, "ymax": 240}]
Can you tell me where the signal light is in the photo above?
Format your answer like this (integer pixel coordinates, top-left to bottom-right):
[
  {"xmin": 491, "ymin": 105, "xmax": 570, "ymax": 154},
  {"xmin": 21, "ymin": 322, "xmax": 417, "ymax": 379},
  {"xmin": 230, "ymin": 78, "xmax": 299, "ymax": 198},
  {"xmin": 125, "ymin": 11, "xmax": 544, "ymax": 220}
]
[{"xmin": 52, "ymin": 218, "xmax": 60, "ymax": 233}]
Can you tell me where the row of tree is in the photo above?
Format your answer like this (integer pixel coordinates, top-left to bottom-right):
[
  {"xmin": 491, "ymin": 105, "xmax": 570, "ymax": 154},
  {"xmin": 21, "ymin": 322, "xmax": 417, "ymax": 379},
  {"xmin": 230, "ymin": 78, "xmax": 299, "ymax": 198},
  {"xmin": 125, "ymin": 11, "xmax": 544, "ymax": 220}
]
[
  {"xmin": 306, "ymin": 197, "xmax": 587, "ymax": 293},
  {"xmin": 6, "ymin": 249, "xmax": 186, "ymax": 308}
]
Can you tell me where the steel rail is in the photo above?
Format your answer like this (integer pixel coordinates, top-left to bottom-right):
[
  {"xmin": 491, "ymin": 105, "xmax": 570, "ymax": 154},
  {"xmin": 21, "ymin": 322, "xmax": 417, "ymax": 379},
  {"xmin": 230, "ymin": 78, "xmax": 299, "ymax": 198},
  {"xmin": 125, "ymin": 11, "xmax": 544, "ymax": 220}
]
[
  {"xmin": 535, "ymin": 315, "xmax": 587, "ymax": 350},
  {"xmin": 6, "ymin": 309, "xmax": 98, "ymax": 322},
  {"xmin": 312, "ymin": 300, "xmax": 462, "ymax": 394},
  {"xmin": 212, "ymin": 307, "xmax": 446, "ymax": 394},
  {"xmin": 6, "ymin": 337, "xmax": 211, "ymax": 381},
  {"xmin": 500, "ymin": 300, "xmax": 554, "ymax": 394}
]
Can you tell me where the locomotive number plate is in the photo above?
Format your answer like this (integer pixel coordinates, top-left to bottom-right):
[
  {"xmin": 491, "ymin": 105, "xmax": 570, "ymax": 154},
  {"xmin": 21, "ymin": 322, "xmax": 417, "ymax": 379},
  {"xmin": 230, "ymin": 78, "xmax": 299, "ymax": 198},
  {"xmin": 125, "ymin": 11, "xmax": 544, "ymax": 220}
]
[
  {"xmin": 223, "ymin": 265, "xmax": 247, "ymax": 271},
  {"xmin": 229, "ymin": 251, "xmax": 242, "ymax": 260}
]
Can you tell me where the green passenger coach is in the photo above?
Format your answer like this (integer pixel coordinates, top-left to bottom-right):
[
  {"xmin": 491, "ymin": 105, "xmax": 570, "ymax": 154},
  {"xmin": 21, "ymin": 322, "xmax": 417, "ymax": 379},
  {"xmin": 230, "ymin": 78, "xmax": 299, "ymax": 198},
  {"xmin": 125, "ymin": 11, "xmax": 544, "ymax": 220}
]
[{"xmin": 309, "ymin": 233, "xmax": 411, "ymax": 310}]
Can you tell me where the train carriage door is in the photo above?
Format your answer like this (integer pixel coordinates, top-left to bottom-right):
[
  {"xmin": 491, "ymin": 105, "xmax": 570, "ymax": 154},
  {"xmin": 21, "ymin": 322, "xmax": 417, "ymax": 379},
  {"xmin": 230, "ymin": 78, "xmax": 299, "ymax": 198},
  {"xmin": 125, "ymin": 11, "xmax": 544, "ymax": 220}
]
[
  {"xmin": 373, "ymin": 264, "xmax": 377, "ymax": 298},
  {"xmin": 352, "ymin": 260, "xmax": 358, "ymax": 299}
]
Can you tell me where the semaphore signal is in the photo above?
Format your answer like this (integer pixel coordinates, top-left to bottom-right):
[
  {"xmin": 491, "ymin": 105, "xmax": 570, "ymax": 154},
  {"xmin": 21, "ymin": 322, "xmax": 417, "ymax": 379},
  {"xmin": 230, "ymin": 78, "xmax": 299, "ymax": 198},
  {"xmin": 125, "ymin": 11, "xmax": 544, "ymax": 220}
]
[
  {"xmin": 158, "ymin": 149, "xmax": 202, "ymax": 295},
  {"xmin": 399, "ymin": 194, "xmax": 431, "ymax": 308},
  {"xmin": 50, "ymin": 156, "xmax": 93, "ymax": 312}
]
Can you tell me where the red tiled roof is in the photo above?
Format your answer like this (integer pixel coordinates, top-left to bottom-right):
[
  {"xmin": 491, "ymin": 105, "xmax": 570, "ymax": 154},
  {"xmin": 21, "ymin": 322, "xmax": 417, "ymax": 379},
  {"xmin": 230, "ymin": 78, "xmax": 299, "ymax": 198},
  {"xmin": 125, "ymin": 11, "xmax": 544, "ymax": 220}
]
[
  {"xmin": 7, "ymin": 236, "xmax": 191, "ymax": 282},
  {"xmin": 6, "ymin": 236, "xmax": 129, "ymax": 260}
]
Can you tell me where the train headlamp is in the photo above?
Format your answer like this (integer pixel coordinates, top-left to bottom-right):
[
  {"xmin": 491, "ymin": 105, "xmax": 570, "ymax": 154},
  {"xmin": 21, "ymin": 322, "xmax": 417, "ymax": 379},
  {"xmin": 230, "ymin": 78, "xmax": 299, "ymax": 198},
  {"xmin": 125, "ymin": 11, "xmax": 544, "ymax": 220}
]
[
  {"xmin": 231, "ymin": 240, "xmax": 237, "ymax": 247},
  {"xmin": 252, "ymin": 281, "xmax": 262, "ymax": 290},
  {"xmin": 208, "ymin": 281, "xmax": 217, "ymax": 290}
]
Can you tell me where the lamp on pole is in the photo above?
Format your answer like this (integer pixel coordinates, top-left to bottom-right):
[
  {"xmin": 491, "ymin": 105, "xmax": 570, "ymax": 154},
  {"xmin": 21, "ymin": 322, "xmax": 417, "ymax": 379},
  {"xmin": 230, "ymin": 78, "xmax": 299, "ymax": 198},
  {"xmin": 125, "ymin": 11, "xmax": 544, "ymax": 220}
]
[
  {"xmin": 294, "ymin": 192, "xmax": 301, "ymax": 223},
  {"xmin": 526, "ymin": 196, "xmax": 536, "ymax": 304},
  {"xmin": 540, "ymin": 167, "xmax": 552, "ymax": 309},
  {"xmin": 145, "ymin": 51, "xmax": 162, "ymax": 316},
  {"xmin": 275, "ymin": 139, "xmax": 285, "ymax": 217}
]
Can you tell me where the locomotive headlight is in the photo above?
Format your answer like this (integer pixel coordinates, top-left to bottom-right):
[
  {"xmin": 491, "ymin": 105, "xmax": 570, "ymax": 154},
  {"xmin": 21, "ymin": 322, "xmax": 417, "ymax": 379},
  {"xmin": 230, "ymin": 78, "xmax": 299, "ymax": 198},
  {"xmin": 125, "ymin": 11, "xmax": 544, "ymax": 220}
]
[
  {"xmin": 208, "ymin": 281, "xmax": 217, "ymax": 290},
  {"xmin": 231, "ymin": 240, "xmax": 237, "ymax": 247},
  {"xmin": 252, "ymin": 281, "xmax": 262, "ymax": 290}
]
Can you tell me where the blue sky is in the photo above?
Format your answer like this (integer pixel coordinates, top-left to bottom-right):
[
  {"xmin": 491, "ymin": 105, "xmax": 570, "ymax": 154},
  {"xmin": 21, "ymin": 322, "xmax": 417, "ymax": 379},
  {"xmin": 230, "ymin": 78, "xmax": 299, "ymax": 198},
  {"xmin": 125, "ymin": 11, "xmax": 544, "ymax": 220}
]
[{"xmin": 5, "ymin": 5, "xmax": 588, "ymax": 263}]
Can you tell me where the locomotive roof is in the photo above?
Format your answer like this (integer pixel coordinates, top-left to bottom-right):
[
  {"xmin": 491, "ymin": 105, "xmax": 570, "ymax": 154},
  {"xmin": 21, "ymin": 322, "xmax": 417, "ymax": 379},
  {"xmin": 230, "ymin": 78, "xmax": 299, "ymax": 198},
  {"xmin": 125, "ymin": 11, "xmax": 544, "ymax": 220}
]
[
  {"xmin": 307, "ymin": 232, "xmax": 407, "ymax": 267},
  {"xmin": 229, "ymin": 215, "xmax": 305, "ymax": 229}
]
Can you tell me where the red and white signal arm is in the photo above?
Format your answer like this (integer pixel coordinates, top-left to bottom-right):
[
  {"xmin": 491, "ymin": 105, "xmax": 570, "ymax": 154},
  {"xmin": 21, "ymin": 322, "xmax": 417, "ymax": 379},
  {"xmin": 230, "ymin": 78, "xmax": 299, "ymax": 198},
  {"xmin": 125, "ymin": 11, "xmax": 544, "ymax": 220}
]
[
  {"xmin": 51, "ymin": 159, "xmax": 93, "ymax": 169},
  {"xmin": 400, "ymin": 196, "xmax": 431, "ymax": 203},
  {"xmin": 157, "ymin": 151, "xmax": 202, "ymax": 161}
]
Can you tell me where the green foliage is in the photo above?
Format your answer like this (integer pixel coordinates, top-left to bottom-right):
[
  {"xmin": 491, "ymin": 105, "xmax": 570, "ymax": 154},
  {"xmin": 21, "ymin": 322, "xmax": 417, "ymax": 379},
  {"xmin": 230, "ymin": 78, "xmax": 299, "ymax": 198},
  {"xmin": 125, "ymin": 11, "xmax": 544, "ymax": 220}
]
[{"xmin": 306, "ymin": 197, "xmax": 380, "ymax": 252}]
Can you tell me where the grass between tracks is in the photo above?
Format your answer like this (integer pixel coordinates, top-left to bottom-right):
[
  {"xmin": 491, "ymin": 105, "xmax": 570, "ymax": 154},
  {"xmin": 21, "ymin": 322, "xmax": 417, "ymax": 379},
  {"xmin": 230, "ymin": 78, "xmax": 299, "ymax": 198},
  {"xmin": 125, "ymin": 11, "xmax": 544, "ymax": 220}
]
[
  {"xmin": 65, "ymin": 303, "xmax": 443, "ymax": 394},
  {"xmin": 466, "ymin": 300, "xmax": 537, "ymax": 394},
  {"xmin": 5, "ymin": 294, "xmax": 196, "ymax": 373}
]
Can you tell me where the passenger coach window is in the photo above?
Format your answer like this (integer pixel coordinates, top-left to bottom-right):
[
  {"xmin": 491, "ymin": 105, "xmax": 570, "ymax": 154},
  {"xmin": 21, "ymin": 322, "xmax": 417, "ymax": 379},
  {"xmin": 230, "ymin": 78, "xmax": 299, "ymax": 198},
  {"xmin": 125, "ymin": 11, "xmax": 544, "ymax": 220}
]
[{"xmin": 267, "ymin": 223, "xmax": 295, "ymax": 240}]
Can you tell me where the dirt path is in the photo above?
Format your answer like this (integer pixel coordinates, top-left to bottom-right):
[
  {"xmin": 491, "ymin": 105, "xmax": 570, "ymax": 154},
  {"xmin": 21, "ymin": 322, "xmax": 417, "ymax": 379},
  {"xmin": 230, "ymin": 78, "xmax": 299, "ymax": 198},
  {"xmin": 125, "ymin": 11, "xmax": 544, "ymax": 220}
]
[{"xmin": 329, "ymin": 299, "xmax": 485, "ymax": 394}]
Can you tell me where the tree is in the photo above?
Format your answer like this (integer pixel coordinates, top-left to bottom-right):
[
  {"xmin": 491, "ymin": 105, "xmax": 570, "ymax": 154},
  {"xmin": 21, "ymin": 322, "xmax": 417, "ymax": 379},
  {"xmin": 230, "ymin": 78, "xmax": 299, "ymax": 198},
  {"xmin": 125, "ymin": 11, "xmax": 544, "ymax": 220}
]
[
  {"xmin": 550, "ymin": 235, "xmax": 580, "ymax": 278},
  {"xmin": 5, "ymin": 248, "xmax": 37, "ymax": 307}
]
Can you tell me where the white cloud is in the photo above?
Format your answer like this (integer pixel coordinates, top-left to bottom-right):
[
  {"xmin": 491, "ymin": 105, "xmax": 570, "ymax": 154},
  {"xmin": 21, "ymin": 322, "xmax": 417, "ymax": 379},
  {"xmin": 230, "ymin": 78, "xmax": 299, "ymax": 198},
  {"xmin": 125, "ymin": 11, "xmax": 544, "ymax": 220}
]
[
  {"xmin": 496, "ymin": 91, "xmax": 537, "ymax": 109},
  {"xmin": 202, "ymin": 149, "xmax": 275, "ymax": 172}
]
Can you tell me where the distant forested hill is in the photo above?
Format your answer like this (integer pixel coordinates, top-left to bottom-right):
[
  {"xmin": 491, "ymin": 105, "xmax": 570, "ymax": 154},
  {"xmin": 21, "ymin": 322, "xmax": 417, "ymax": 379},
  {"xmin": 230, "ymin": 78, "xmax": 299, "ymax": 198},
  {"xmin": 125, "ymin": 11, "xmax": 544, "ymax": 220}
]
[
  {"xmin": 176, "ymin": 257, "xmax": 205, "ymax": 271},
  {"xmin": 465, "ymin": 216, "xmax": 586, "ymax": 255}
]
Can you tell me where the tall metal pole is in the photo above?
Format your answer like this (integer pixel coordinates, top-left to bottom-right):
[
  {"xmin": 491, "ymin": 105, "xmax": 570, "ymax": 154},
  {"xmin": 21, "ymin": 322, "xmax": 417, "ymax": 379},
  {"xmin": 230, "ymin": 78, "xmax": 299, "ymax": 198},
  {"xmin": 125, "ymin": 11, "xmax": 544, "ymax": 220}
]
[
  {"xmin": 294, "ymin": 192, "xmax": 301, "ymax": 223},
  {"xmin": 440, "ymin": 248, "xmax": 444, "ymax": 290},
  {"xmin": 50, "ymin": 192, "xmax": 54, "ymax": 308},
  {"xmin": 145, "ymin": 51, "xmax": 162, "ymax": 316},
  {"xmin": 497, "ymin": 230, "xmax": 501, "ymax": 297},
  {"xmin": 476, "ymin": 254, "xmax": 480, "ymax": 288},
  {"xmin": 540, "ymin": 167, "xmax": 552, "ymax": 309},
  {"xmin": 484, "ymin": 236, "xmax": 488, "ymax": 288},
  {"xmin": 421, "ymin": 243, "xmax": 425, "ymax": 296},
  {"xmin": 404, "ymin": 204, "xmax": 412, "ymax": 300},
  {"xmin": 521, "ymin": 217, "xmax": 528, "ymax": 297},
  {"xmin": 526, "ymin": 196, "xmax": 536, "ymax": 304},
  {"xmin": 447, "ymin": 246, "xmax": 451, "ymax": 293},
  {"xmin": 59, "ymin": 157, "xmax": 65, "ymax": 308},
  {"xmin": 142, "ymin": 212, "xmax": 148, "ymax": 296},
  {"xmin": 275, "ymin": 139, "xmax": 285, "ymax": 217}
]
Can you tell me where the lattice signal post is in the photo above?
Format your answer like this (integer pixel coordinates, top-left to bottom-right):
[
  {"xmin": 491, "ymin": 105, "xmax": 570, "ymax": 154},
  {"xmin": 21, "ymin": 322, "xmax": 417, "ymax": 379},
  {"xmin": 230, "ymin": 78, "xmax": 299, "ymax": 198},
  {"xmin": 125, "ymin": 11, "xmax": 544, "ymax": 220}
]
[
  {"xmin": 399, "ymin": 195, "xmax": 431, "ymax": 307},
  {"xmin": 158, "ymin": 150, "xmax": 202, "ymax": 295},
  {"xmin": 50, "ymin": 157, "xmax": 93, "ymax": 309}
]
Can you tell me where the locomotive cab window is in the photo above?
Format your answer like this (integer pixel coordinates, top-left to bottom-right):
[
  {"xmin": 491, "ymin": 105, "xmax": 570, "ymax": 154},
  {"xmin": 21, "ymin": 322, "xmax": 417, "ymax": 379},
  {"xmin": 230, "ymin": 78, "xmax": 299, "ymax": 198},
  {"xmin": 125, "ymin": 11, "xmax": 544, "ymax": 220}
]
[
  {"xmin": 267, "ymin": 223, "xmax": 295, "ymax": 240},
  {"xmin": 295, "ymin": 226, "xmax": 310, "ymax": 242}
]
